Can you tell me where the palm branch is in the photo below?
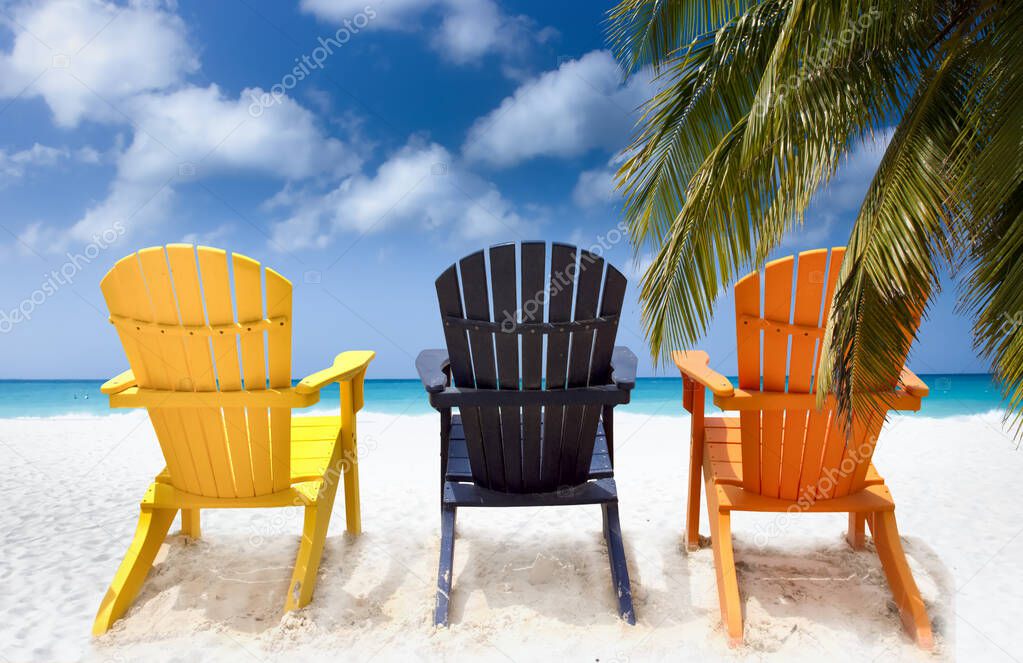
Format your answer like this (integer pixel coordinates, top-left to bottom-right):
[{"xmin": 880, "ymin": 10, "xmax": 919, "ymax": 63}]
[{"xmin": 609, "ymin": 0, "xmax": 1023, "ymax": 430}]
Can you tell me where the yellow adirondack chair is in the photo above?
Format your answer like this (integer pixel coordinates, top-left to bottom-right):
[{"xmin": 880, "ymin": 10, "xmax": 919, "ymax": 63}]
[
  {"xmin": 93, "ymin": 244, "xmax": 374, "ymax": 635},
  {"xmin": 675, "ymin": 247, "xmax": 933, "ymax": 648}
]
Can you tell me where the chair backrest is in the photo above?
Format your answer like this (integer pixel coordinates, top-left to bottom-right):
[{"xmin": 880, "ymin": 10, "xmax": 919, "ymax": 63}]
[
  {"xmin": 101, "ymin": 245, "xmax": 293, "ymax": 499},
  {"xmin": 733, "ymin": 247, "xmax": 908, "ymax": 502},
  {"xmin": 435, "ymin": 242, "xmax": 627, "ymax": 493}
]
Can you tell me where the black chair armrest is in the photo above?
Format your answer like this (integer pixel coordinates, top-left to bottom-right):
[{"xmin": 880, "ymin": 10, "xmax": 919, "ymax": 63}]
[
  {"xmin": 610, "ymin": 346, "xmax": 637, "ymax": 390},
  {"xmin": 416, "ymin": 349, "xmax": 450, "ymax": 393},
  {"xmin": 428, "ymin": 384, "xmax": 630, "ymax": 408}
]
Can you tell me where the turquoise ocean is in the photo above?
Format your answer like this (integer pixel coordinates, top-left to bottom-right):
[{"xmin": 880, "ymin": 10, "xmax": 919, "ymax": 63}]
[{"xmin": 0, "ymin": 374, "xmax": 1006, "ymax": 419}]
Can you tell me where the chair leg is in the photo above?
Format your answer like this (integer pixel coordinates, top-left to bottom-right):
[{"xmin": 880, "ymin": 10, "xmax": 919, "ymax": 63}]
[
  {"xmin": 846, "ymin": 512, "xmax": 866, "ymax": 550},
  {"xmin": 339, "ymin": 382, "xmax": 362, "ymax": 535},
  {"xmin": 93, "ymin": 506, "xmax": 177, "ymax": 635},
  {"xmin": 869, "ymin": 511, "xmax": 934, "ymax": 649},
  {"xmin": 685, "ymin": 439, "xmax": 704, "ymax": 551},
  {"xmin": 706, "ymin": 483, "xmax": 743, "ymax": 646},
  {"xmin": 341, "ymin": 438, "xmax": 361, "ymax": 536},
  {"xmin": 434, "ymin": 504, "xmax": 457, "ymax": 627},
  {"xmin": 181, "ymin": 508, "xmax": 201, "ymax": 538},
  {"xmin": 284, "ymin": 483, "xmax": 339, "ymax": 612},
  {"xmin": 602, "ymin": 502, "xmax": 636, "ymax": 624}
]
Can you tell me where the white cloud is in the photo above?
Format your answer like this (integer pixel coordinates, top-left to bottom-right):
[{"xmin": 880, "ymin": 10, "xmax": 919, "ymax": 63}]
[
  {"xmin": 0, "ymin": 0, "xmax": 198, "ymax": 127},
  {"xmin": 819, "ymin": 129, "xmax": 893, "ymax": 209},
  {"xmin": 300, "ymin": 0, "xmax": 551, "ymax": 72},
  {"xmin": 300, "ymin": 0, "xmax": 416, "ymax": 27},
  {"xmin": 463, "ymin": 50, "xmax": 651, "ymax": 167},
  {"xmin": 573, "ymin": 166, "xmax": 617, "ymax": 209},
  {"xmin": 269, "ymin": 140, "xmax": 528, "ymax": 250},
  {"xmin": 120, "ymin": 85, "xmax": 358, "ymax": 183},
  {"xmin": 0, "ymin": 143, "xmax": 67, "ymax": 179},
  {"xmin": 20, "ymin": 84, "xmax": 361, "ymax": 252},
  {"xmin": 180, "ymin": 223, "xmax": 232, "ymax": 246},
  {"xmin": 0, "ymin": 142, "xmax": 108, "ymax": 185}
]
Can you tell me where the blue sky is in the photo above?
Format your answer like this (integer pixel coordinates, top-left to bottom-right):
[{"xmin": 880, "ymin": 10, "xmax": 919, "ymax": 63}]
[{"xmin": 0, "ymin": 0, "xmax": 984, "ymax": 379}]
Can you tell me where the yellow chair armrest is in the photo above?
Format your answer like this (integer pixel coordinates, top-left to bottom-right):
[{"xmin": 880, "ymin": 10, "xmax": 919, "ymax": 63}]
[
  {"xmin": 101, "ymin": 369, "xmax": 137, "ymax": 394},
  {"xmin": 295, "ymin": 350, "xmax": 376, "ymax": 394},
  {"xmin": 672, "ymin": 350, "xmax": 734, "ymax": 397}
]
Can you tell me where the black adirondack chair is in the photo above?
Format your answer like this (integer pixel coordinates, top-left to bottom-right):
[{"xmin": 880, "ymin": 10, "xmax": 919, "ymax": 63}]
[{"xmin": 416, "ymin": 241, "xmax": 638, "ymax": 626}]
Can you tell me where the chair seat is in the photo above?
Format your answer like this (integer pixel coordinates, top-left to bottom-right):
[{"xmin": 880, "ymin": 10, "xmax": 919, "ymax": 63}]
[
  {"xmin": 156, "ymin": 415, "xmax": 342, "ymax": 486},
  {"xmin": 445, "ymin": 414, "xmax": 613, "ymax": 482},
  {"xmin": 703, "ymin": 416, "xmax": 885, "ymax": 488}
]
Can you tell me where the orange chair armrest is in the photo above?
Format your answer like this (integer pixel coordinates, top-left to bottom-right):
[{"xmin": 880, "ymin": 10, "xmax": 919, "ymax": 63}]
[
  {"xmin": 898, "ymin": 367, "xmax": 929, "ymax": 398},
  {"xmin": 672, "ymin": 350, "xmax": 734, "ymax": 397},
  {"xmin": 714, "ymin": 389, "xmax": 923, "ymax": 412}
]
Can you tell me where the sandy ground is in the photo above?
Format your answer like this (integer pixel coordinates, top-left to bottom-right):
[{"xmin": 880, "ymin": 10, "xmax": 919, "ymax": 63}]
[{"xmin": 1, "ymin": 409, "xmax": 1021, "ymax": 662}]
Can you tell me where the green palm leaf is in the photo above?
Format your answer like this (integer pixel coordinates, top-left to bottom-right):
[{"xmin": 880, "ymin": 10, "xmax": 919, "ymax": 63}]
[{"xmin": 609, "ymin": 0, "xmax": 1023, "ymax": 431}]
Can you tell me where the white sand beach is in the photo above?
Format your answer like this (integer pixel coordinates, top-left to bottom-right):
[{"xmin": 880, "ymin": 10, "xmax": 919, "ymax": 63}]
[{"xmin": 2, "ymin": 410, "xmax": 1021, "ymax": 662}]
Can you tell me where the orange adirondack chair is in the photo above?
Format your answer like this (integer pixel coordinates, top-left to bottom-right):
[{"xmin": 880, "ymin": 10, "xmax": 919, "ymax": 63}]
[{"xmin": 675, "ymin": 247, "xmax": 933, "ymax": 648}]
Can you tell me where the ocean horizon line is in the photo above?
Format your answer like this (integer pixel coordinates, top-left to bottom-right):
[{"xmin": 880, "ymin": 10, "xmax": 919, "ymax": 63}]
[{"xmin": 0, "ymin": 373, "xmax": 1007, "ymax": 419}]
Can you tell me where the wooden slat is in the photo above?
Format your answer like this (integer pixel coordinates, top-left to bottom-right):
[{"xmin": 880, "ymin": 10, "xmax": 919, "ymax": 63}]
[
  {"xmin": 816, "ymin": 411, "xmax": 849, "ymax": 500},
  {"xmin": 708, "ymin": 448, "xmax": 886, "ymax": 491},
  {"xmin": 541, "ymin": 243, "xmax": 575, "ymax": 487},
  {"xmin": 490, "ymin": 243, "xmax": 522, "ymax": 491},
  {"xmin": 444, "ymin": 477, "xmax": 618, "ymax": 507},
  {"xmin": 826, "ymin": 248, "xmax": 896, "ymax": 497},
  {"xmin": 436, "ymin": 265, "xmax": 489, "ymax": 487},
  {"xmin": 778, "ymin": 249, "xmax": 828, "ymax": 500},
  {"xmin": 446, "ymin": 416, "xmax": 613, "ymax": 481},
  {"xmin": 100, "ymin": 256, "xmax": 194, "ymax": 493},
  {"xmin": 717, "ymin": 482, "xmax": 894, "ymax": 514},
  {"xmin": 760, "ymin": 257, "xmax": 792, "ymax": 498},
  {"xmin": 460, "ymin": 250, "xmax": 506, "ymax": 491},
  {"xmin": 796, "ymin": 249, "xmax": 844, "ymax": 501},
  {"xmin": 197, "ymin": 247, "xmax": 254, "ymax": 497},
  {"xmin": 519, "ymin": 242, "xmax": 545, "ymax": 491},
  {"xmin": 706, "ymin": 424, "xmax": 741, "ymax": 444},
  {"xmin": 265, "ymin": 267, "xmax": 292, "ymax": 492},
  {"xmin": 166, "ymin": 245, "xmax": 234, "ymax": 497},
  {"xmin": 734, "ymin": 271, "xmax": 761, "ymax": 494},
  {"xmin": 579, "ymin": 261, "xmax": 627, "ymax": 481},
  {"xmin": 850, "ymin": 414, "xmax": 887, "ymax": 492},
  {"xmin": 711, "ymin": 460, "xmax": 743, "ymax": 485},
  {"xmin": 234, "ymin": 254, "xmax": 273, "ymax": 496},
  {"xmin": 708, "ymin": 440, "xmax": 744, "ymax": 486},
  {"xmin": 707, "ymin": 442, "xmax": 742, "ymax": 462},
  {"xmin": 560, "ymin": 249, "xmax": 603, "ymax": 484},
  {"xmin": 106, "ymin": 387, "xmax": 315, "ymax": 409},
  {"xmin": 290, "ymin": 417, "xmax": 340, "ymax": 476},
  {"xmin": 138, "ymin": 247, "xmax": 219, "ymax": 497},
  {"xmin": 836, "ymin": 411, "xmax": 884, "ymax": 497}
]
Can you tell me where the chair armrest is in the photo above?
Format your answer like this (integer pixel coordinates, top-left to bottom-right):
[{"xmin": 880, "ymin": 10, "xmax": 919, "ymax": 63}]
[
  {"xmin": 672, "ymin": 350, "xmax": 734, "ymax": 397},
  {"xmin": 416, "ymin": 349, "xmax": 450, "ymax": 393},
  {"xmin": 428, "ymin": 384, "xmax": 630, "ymax": 408},
  {"xmin": 295, "ymin": 350, "xmax": 375, "ymax": 394},
  {"xmin": 898, "ymin": 366, "xmax": 929, "ymax": 398},
  {"xmin": 714, "ymin": 389, "xmax": 923, "ymax": 412},
  {"xmin": 101, "ymin": 369, "xmax": 136, "ymax": 395},
  {"xmin": 610, "ymin": 346, "xmax": 637, "ymax": 390}
]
